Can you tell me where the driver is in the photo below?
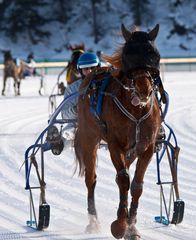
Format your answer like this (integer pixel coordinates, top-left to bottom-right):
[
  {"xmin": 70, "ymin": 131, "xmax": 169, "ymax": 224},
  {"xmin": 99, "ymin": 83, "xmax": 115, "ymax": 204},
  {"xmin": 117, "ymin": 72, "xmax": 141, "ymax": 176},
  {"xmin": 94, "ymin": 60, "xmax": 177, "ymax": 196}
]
[{"xmin": 47, "ymin": 52, "xmax": 101, "ymax": 155}]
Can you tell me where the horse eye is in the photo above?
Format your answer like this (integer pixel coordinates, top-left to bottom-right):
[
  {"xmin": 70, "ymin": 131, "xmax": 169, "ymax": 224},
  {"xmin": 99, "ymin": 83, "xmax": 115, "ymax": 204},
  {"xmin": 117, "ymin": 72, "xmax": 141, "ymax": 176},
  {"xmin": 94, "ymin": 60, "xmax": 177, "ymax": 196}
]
[{"xmin": 126, "ymin": 71, "xmax": 132, "ymax": 79}]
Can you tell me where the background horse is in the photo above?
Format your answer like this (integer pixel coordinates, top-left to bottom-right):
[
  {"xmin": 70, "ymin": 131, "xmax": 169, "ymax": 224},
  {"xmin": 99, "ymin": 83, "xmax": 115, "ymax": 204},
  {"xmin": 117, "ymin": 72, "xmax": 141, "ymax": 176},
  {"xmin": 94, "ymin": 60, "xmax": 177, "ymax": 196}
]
[
  {"xmin": 1, "ymin": 50, "xmax": 24, "ymax": 96},
  {"xmin": 65, "ymin": 43, "xmax": 85, "ymax": 85},
  {"xmin": 56, "ymin": 44, "xmax": 85, "ymax": 95},
  {"xmin": 74, "ymin": 24, "xmax": 161, "ymax": 239}
]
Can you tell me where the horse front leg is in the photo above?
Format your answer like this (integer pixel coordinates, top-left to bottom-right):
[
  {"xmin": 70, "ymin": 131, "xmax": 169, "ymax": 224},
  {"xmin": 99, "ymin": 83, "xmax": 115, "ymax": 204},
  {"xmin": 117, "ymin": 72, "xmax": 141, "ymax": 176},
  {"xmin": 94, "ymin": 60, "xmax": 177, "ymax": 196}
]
[
  {"xmin": 109, "ymin": 146, "xmax": 130, "ymax": 239},
  {"xmin": 1, "ymin": 76, "xmax": 6, "ymax": 95},
  {"xmin": 125, "ymin": 144, "xmax": 154, "ymax": 240},
  {"xmin": 111, "ymin": 168, "xmax": 130, "ymax": 239},
  {"xmin": 124, "ymin": 179, "xmax": 142, "ymax": 240}
]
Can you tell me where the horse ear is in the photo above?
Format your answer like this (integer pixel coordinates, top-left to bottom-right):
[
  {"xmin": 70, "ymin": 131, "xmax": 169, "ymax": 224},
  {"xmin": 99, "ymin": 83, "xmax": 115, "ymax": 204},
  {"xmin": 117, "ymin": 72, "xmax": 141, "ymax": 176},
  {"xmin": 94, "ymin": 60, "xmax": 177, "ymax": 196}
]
[
  {"xmin": 65, "ymin": 43, "xmax": 72, "ymax": 50},
  {"xmin": 121, "ymin": 23, "xmax": 132, "ymax": 41},
  {"xmin": 148, "ymin": 24, "xmax": 159, "ymax": 41},
  {"xmin": 81, "ymin": 43, "xmax": 85, "ymax": 51}
]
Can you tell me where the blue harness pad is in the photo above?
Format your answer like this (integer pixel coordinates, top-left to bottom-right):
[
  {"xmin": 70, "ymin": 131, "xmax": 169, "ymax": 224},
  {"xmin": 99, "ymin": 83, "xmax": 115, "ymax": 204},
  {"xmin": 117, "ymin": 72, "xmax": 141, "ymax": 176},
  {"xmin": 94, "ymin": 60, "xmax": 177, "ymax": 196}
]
[
  {"xmin": 154, "ymin": 76, "xmax": 161, "ymax": 86},
  {"xmin": 90, "ymin": 74, "xmax": 110, "ymax": 116}
]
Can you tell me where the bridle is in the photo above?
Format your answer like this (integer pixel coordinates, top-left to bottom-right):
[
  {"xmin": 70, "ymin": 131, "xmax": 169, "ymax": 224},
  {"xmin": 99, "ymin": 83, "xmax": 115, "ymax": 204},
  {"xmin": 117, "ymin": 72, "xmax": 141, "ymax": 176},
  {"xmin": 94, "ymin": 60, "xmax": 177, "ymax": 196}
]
[
  {"xmin": 114, "ymin": 70, "xmax": 155, "ymax": 108},
  {"xmin": 107, "ymin": 70, "xmax": 157, "ymax": 149}
]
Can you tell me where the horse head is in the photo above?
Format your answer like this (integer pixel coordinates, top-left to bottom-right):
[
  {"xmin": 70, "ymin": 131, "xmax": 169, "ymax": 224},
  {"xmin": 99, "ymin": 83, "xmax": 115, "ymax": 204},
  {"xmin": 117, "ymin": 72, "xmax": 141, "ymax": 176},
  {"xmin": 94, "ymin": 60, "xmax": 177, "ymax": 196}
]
[
  {"xmin": 66, "ymin": 43, "xmax": 85, "ymax": 84},
  {"xmin": 115, "ymin": 24, "xmax": 160, "ymax": 108},
  {"xmin": 66, "ymin": 43, "xmax": 85, "ymax": 52},
  {"xmin": 2, "ymin": 50, "xmax": 13, "ymax": 63},
  {"xmin": 70, "ymin": 44, "xmax": 85, "ymax": 63},
  {"xmin": 121, "ymin": 24, "xmax": 160, "ymax": 76}
]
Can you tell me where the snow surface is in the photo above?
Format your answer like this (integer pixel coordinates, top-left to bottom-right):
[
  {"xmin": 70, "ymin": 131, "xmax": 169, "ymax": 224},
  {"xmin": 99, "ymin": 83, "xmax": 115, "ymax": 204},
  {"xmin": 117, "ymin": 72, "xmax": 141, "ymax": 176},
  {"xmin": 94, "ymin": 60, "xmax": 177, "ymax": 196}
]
[{"xmin": 0, "ymin": 71, "xmax": 196, "ymax": 240}]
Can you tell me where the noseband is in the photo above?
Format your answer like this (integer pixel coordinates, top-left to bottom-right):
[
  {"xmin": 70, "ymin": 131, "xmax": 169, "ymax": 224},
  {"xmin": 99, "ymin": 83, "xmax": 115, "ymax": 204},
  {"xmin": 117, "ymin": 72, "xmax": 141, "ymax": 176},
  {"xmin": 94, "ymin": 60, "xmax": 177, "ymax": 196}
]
[{"xmin": 130, "ymin": 72, "xmax": 155, "ymax": 107}]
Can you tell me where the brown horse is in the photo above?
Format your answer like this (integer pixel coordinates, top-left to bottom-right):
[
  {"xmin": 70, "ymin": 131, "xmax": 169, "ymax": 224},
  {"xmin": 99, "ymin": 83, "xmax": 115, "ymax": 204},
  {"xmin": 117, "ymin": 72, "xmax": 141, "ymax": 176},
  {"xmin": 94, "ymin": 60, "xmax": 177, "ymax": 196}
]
[
  {"xmin": 65, "ymin": 44, "xmax": 85, "ymax": 85},
  {"xmin": 74, "ymin": 24, "xmax": 161, "ymax": 239},
  {"xmin": 1, "ymin": 50, "xmax": 24, "ymax": 96}
]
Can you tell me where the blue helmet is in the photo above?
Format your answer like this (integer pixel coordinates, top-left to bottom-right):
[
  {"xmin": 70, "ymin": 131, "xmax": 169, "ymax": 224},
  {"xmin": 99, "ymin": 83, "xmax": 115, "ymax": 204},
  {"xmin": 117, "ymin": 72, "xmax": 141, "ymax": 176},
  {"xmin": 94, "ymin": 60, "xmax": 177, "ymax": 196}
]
[{"xmin": 77, "ymin": 52, "xmax": 100, "ymax": 69}]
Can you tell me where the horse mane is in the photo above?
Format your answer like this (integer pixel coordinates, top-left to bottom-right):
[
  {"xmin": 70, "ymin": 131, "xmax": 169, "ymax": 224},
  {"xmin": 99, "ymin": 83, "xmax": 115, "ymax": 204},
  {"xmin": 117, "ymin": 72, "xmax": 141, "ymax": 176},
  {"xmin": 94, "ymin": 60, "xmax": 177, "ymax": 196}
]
[
  {"xmin": 102, "ymin": 25, "xmax": 138, "ymax": 69},
  {"xmin": 102, "ymin": 47, "xmax": 123, "ymax": 69}
]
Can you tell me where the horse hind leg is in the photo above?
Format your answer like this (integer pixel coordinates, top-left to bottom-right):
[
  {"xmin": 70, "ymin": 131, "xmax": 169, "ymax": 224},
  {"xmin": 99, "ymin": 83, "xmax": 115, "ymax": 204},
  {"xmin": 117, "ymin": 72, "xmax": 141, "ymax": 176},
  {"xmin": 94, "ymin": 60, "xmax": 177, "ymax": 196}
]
[
  {"xmin": 16, "ymin": 79, "xmax": 21, "ymax": 95},
  {"xmin": 74, "ymin": 131, "xmax": 100, "ymax": 233},
  {"xmin": 39, "ymin": 76, "xmax": 44, "ymax": 95},
  {"xmin": 85, "ymin": 170, "xmax": 101, "ymax": 234},
  {"xmin": 13, "ymin": 78, "xmax": 17, "ymax": 96}
]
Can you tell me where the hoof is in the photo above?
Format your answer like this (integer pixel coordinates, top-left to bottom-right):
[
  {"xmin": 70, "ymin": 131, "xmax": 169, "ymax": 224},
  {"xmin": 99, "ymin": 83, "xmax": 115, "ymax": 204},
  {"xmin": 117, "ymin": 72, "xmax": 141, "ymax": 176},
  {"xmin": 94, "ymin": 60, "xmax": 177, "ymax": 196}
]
[
  {"xmin": 85, "ymin": 222, "xmax": 100, "ymax": 233},
  {"xmin": 124, "ymin": 224, "xmax": 140, "ymax": 240},
  {"xmin": 39, "ymin": 88, "xmax": 44, "ymax": 96},
  {"xmin": 111, "ymin": 219, "xmax": 127, "ymax": 239},
  {"xmin": 85, "ymin": 214, "xmax": 101, "ymax": 233}
]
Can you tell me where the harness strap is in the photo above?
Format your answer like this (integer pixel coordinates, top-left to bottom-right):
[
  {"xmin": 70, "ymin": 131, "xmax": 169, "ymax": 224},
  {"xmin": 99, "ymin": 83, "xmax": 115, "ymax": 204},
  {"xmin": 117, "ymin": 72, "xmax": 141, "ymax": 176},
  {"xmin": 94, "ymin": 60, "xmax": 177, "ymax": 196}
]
[{"xmin": 103, "ymin": 91, "xmax": 155, "ymax": 143}]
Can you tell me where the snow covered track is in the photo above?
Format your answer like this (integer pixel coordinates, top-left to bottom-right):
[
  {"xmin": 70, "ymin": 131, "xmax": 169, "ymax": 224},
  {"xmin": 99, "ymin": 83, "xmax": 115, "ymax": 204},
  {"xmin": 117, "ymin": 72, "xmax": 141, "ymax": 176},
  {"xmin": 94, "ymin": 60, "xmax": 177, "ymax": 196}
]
[{"xmin": 0, "ymin": 73, "xmax": 195, "ymax": 239}]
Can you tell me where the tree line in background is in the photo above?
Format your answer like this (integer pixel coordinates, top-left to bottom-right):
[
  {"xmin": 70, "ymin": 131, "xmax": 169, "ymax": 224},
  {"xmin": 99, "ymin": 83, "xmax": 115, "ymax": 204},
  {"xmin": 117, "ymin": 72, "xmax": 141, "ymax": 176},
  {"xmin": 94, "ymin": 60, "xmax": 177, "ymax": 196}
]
[{"xmin": 0, "ymin": 0, "xmax": 195, "ymax": 46}]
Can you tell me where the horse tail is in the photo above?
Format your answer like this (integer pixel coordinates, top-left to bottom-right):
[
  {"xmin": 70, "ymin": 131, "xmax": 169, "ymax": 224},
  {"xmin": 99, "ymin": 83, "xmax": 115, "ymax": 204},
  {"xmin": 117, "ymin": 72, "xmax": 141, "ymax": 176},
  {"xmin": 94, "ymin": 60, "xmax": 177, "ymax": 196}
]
[{"xmin": 74, "ymin": 129, "xmax": 86, "ymax": 177}]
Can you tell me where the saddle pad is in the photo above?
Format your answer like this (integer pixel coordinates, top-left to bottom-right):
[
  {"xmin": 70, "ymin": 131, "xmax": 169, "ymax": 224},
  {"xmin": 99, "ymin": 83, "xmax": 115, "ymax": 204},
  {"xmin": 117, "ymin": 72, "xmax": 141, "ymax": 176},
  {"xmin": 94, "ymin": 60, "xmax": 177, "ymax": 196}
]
[{"xmin": 89, "ymin": 74, "xmax": 111, "ymax": 116}]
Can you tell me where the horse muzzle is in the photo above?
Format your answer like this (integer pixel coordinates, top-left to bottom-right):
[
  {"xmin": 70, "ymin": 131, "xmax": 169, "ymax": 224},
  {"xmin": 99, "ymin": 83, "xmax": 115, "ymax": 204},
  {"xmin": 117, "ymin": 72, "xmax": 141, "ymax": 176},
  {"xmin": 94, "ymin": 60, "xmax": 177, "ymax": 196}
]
[{"xmin": 131, "ymin": 90, "xmax": 153, "ymax": 107}]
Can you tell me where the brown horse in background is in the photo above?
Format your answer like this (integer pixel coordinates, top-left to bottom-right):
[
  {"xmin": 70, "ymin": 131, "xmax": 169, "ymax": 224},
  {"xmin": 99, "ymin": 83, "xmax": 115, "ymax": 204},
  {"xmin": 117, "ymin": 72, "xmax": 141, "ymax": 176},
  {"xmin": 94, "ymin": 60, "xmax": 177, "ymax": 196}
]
[
  {"xmin": 74, "ymin": 24, "xmax": 161, "ymax": 239},
  {"xmin": 66, "ymin": 43, "xmax": 85, "ymax": 85},
  {"xmin": 1, "ymin": 50, "xmax": 24, "ymax": 96}
]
